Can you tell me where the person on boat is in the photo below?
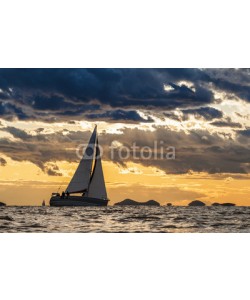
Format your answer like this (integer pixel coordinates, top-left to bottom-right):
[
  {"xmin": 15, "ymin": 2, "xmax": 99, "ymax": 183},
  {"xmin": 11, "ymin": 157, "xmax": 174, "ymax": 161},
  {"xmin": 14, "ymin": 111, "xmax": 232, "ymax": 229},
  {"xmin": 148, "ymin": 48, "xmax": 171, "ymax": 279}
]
[
  {"xmin": 66, "ymin": 191, "xmax": 69, "ymax": 198},
  {"xmin": 61, "ymin": 191, "xmax": 65, "ymax": 198}
]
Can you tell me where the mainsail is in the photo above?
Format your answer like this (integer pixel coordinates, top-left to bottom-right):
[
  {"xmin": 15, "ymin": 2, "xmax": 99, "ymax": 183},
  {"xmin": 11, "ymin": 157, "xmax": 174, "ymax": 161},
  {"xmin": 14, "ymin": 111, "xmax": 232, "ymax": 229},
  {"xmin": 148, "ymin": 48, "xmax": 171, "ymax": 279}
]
[
  {"xmin": 88, "ymin": 139, "xmax": 107, "ymax": 199},
  {"xmin": 66, "ymin": 126, "xmax": 97, "ymax": 194}
]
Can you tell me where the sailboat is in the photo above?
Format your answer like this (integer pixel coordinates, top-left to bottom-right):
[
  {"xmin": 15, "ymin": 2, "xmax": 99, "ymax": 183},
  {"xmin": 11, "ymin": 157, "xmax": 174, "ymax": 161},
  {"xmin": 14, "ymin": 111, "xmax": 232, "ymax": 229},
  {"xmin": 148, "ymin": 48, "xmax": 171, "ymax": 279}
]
[{"xmin": 50, "ymin": 125, "xmax": 109, "ymax": 206}]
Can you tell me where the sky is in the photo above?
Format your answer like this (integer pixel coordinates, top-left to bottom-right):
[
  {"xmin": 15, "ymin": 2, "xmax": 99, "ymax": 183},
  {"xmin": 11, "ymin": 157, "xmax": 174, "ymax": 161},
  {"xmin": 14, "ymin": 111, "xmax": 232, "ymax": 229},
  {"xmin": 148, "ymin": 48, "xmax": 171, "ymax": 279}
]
[{"xmin": 0, "ymin": 68, "xmax": 249, "ymax": 206}]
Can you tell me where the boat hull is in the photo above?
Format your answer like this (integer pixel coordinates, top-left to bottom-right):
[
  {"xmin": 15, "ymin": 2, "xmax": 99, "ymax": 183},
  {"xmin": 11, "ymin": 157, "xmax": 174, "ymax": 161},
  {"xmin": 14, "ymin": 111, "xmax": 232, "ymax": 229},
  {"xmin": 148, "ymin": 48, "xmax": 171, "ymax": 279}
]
[{"xmin": 50, "ymin": 196, "xmax": 109, "ymax": 207}]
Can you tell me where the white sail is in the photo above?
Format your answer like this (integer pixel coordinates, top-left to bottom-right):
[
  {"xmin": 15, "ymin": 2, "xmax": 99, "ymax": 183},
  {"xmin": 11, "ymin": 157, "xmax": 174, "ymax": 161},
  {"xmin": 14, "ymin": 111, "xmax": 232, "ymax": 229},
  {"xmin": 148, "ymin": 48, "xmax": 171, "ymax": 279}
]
[
  {"xmin": 88, "ymin": 139, "xmax": 107, "ymax": 199},
  {"xmin": 66, "ymin": 126, "xmax": 97, "ymax": 194}
]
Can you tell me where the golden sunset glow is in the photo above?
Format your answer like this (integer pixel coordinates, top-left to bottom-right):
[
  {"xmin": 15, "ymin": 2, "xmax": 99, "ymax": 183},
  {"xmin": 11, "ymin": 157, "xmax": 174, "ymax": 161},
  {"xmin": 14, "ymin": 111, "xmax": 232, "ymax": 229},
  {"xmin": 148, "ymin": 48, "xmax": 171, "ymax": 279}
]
[
  {"xmin": 0, "ymin": 69, "xmax": 249, "ymax": 206},
  {"xmin": 1, "ymin": 146, "xmax": 249, "ymax": 206}
]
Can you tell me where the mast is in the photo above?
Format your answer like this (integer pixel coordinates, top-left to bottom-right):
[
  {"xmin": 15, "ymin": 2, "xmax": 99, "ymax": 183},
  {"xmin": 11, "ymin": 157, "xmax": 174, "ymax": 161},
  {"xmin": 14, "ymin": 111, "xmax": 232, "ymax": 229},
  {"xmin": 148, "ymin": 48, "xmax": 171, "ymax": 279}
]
[{"xmin": 88, "ymin": 138, "xmax": 107, "ymax": 199}]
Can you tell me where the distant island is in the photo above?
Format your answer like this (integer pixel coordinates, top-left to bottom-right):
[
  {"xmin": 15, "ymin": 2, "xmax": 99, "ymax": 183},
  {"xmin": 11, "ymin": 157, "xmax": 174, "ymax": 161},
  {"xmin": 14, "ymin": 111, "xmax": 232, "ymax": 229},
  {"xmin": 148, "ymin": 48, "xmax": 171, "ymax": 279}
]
[
  {"xmin": 212, "ymin": 202, "xmax": 236, "ymax": 207},
  {"xmin": 0, "ymin": 202, "xmax": 6, "ymax": 206},
  {"xmin": 114, "ymin": 199, "xmax": 160, "ymax": 206},
  {"xmin": 114, "ymin": 199, "xmax": 237, "ymax": 207},
  {"xmin": 187, "ymin": 200, "xmax": 236, "ymax": 207},
  {"xmin": 188, "ymin": 200, "xmax": 206, "ymax": 206}
]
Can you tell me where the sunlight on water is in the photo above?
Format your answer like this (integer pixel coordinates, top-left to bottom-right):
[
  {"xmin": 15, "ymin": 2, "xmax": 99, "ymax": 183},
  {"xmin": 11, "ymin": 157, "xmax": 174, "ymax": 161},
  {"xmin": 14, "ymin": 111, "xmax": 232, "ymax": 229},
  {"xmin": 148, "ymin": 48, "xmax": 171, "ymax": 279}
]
[{"xmin": 0, "ymin": 206, "xmax": 249, "ymax": 233}]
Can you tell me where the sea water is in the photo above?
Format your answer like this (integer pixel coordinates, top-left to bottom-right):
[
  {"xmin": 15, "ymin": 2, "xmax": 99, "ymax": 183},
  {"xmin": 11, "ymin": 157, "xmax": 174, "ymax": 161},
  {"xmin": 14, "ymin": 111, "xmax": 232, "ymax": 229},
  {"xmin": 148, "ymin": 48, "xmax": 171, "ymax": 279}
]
[{"xmin": 0, "ymin": 206, "xmax": 249, "ymax": 233}]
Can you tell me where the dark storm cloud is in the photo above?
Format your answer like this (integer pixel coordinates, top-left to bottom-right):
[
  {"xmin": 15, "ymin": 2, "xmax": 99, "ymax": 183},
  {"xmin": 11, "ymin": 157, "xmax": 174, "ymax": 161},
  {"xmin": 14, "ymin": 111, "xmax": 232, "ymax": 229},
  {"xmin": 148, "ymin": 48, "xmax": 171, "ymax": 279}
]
[
  {"xmin": 0, "ymin": 68, "xmax": 218, "ymax": 122},
  {"xmin": 164, "ymin": 107, "xmax": 223, "ymax": 122},
  {"xmin": 2, "ymin": 126, "xmax": 32, "ymax": 140},
  {"xmin": 0, "ymin": 125, "xmax": 249, "ymax": 175},
  {"xmin": 205, "ymin": 69, "xmax": 250, "ymax": 101},
  {"xmin": 0, "ymin": 128, "xmax": 94, "ymax": 171},
  {"xmin": 182, "ymin": 107, "xmax": 223, "ymax": 121},
  {"xmin": 211, "ymin": 120, "xmax": 243, "ymax": 128},
  {"xmin": 0, "ymin": 68, "xmax": 249, "ymax": 122},
  {"xmin": 0, "ymin": 69, "xmax": 248, "ymax": 176},
  {"xmin": 30, "ymin": 95, "xmax": 67, "ymax": 111},
  {"xmin": 0, "ymin": 91, "xmax": 10, "ymax": 100},
  {"xmin": 0, "ymin": 102, "xmax": 28, "ymax": 120},
  {"xmin": 98, "ymin": 127, "xmax": 250, "ymax": 174},
  {"xmin": 86, "ymin": 109, "xmax": 154, "ymax": 123},
  {"xmin": 238, "ymin": 128, "xmax": 250, "ymax": 137}
]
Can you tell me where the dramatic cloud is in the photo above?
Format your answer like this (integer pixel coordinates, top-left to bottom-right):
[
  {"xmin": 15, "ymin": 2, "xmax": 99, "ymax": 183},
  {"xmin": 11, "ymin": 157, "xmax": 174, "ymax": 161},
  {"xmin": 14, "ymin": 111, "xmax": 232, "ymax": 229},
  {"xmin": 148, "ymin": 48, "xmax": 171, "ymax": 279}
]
[
  {"xmin": 205, "ymin": 69, "xmax": 250, "ymax": 101},
  {"xmin": 0, "ymin": 125, "xmax": 249, "ymax": 175},
  {"xmin": 0, "ymin": 157, "xmax": 7, "ymax": 166},
  {"xmin": 86, "ymin": 109, "xmax": 154, "ymax": 123},
  {"xmin": 44, "ymin": 163, "xmax": 62, "ymax": 176},
  {"xmin": 99, "ymin": 127, "xmax": 250, "ymax": 174},
  {"xmin": 165, "ymin": 107, "xmax": 223, "ymax": 122},
  {"xmin": 0, "ymin": 68, "xmax": 249, "ymax": 177},
  {"xmin": 0, "ymin": 127, "xmax": 93, "ymax": 171},
  {"xmin": 0, "ymin": 68, "xmax": 249, "ymax": 123},
  {"xmin": 0, "ymin": 68, "xmax": 218, "ymax": 122},
  {"xmin": 211, "ymin": 119, "xmax": 242, "ymax": 128},
  {"xmin": 182, "ymin": 107, "xmax": 223, "ymax": 121},
  {"xmin": 238, "ymin": 128, "xmax": 250, "ymax": 137}
]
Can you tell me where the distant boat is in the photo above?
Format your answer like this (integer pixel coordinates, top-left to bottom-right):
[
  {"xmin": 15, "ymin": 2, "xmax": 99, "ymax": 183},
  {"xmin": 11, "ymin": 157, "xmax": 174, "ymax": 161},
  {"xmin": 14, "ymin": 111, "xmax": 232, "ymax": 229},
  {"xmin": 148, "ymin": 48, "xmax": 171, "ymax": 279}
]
[
  {"xmin": 42, "ymin": 200, "xmax": 45, "ymax": 206},
  {"xmin": 50, "ymin": 125, "xmax": 109, "ymax": 207}
]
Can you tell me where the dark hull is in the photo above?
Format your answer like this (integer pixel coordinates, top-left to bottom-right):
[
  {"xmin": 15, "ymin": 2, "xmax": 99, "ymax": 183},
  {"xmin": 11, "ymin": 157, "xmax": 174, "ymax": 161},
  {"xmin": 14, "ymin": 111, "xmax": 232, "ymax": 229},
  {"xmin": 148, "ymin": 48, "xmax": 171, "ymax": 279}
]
[{"xmin": 50, "ymin": 196, "xmax": 109, "ymax": 207}]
